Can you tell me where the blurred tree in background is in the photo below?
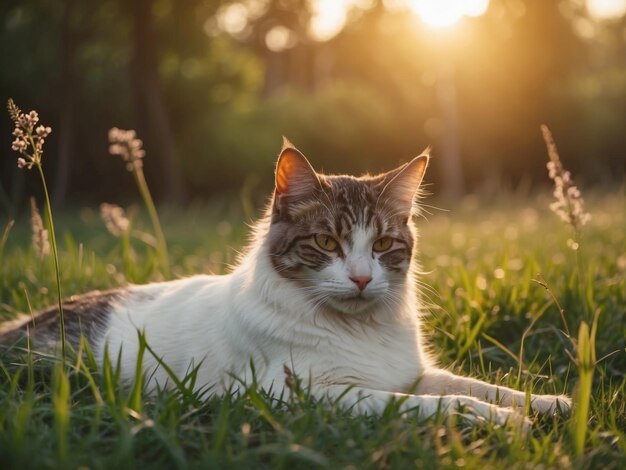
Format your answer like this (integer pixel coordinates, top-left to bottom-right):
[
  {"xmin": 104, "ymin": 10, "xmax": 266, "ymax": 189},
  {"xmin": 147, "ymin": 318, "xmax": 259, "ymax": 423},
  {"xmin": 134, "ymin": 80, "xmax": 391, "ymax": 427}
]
[{"xmin": 1, "ymin": 0, "xmax": 624, "ymax": 212}]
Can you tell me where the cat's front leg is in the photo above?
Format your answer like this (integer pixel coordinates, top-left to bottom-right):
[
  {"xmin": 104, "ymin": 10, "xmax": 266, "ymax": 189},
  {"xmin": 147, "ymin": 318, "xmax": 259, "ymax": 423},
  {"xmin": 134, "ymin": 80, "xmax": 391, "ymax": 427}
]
[
  {"xmin": 414, "ymin": 369, "xmax": 571, "ymax": 415},
  {"xmin": 320, "ymin": 385, "xmax": 530, "ymax": 429}
]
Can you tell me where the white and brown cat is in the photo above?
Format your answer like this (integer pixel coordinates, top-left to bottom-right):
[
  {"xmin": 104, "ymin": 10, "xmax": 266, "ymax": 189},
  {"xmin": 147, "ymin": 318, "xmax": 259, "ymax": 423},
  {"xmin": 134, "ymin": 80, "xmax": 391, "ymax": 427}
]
[{"xmin": 0, "ymin": 139, "xmax": 570, "ymax": 427}]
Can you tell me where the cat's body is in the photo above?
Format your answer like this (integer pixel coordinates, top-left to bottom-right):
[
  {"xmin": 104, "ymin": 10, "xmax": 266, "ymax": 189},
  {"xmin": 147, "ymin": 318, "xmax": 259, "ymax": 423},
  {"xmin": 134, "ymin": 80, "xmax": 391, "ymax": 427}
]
[{"xmin": 1, "ymin": 140, "xmax": 570, "ymax": 427}]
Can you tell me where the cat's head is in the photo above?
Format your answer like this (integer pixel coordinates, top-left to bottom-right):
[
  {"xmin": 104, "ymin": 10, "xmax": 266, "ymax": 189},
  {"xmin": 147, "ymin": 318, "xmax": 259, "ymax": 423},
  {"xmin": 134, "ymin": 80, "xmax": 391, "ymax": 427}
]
[{"xmin": 267, "ymin": 138, "xmax": 429, "ymax": 315}]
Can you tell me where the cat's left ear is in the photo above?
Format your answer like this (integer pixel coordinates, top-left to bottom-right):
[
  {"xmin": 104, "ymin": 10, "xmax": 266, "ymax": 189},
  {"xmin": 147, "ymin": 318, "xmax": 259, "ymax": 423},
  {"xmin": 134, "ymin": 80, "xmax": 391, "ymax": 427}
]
[
  {"xmin": 274, "ymin": 138, "xmax": 321, "ymax": 209},
  {"xmin": 379, "ymin": 152, "xmax": 429, "ymax": 215}
]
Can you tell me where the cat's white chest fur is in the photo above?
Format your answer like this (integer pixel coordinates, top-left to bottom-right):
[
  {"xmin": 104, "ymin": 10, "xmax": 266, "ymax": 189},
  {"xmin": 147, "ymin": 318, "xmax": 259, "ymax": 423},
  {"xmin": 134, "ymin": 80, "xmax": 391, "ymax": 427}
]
[{"xmin": 96, "ymin": 245, "xmax": 428, "ymax": 396}]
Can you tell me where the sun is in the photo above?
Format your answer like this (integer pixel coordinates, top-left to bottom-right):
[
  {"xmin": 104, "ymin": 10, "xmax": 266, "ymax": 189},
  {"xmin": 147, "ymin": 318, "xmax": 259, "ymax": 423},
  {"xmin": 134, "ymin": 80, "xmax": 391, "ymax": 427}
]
[
  {"xmin": 406, "ymin": 0, "xmax": 490, "ymax": 29},
  {"xmin": 309, "ymin": 0, "xmax": 492, "ymax": 40},
  {"xmin": 586, "ymin": 0, "xmax": 626, "ymax": 19}
]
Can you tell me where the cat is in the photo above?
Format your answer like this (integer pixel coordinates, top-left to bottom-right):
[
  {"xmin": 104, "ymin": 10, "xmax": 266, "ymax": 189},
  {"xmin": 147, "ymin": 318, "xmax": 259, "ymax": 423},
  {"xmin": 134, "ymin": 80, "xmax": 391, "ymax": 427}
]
[{"xmin": 0, "ymin": 138, "xmax": 570, "ymax": 428}]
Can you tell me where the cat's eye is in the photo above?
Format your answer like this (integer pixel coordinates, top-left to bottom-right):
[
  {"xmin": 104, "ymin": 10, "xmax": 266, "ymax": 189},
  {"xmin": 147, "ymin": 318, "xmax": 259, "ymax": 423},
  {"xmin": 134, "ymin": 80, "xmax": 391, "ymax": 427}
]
[
  {"xmin": 373, "ymin": 237, "xmax": 393, "ymax": 252},
  {"xmin": 314, "ymin": 234, "xmax": 339, "ymax": 252}
]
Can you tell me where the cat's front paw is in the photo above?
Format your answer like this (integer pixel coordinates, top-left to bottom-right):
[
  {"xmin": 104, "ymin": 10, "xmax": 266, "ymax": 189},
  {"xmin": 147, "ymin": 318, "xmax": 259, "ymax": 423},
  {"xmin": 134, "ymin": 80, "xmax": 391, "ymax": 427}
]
[
  {"xmin": 485, "ymin": 404, "xmax": 532, "ymax": 432},
  {"xmin": 452, "ymin": 397, "xmax": 532, "ymax": 431},
  {"xmin": 531, "ymin": 394, "xmax": 572, "ymax": 415}
]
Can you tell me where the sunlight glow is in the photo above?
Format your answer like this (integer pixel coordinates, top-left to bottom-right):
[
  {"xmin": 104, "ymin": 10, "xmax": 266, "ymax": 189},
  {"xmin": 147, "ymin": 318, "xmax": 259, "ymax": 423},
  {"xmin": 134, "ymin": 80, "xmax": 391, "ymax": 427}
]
[
  {"xmin": 266, "ymin": 26, "xmax": 297, "ymax": 52},
  {"xmin": 586, "ymin": 0, "xmax": 626, "ymax": 19},
  {"xmin": 310, "ymin": 0, "xmax": 377, "ymax": 40},
  {"xmin": 216, "ymin": 3, "xmax": 248, "ymax": 35},
  {"xmin": 310, "ymin": 0, "xmax": 350, "ymax": 41},
  {"xmin": 406, "ymin": 0, "xmax": 490, "ymax": 28}
]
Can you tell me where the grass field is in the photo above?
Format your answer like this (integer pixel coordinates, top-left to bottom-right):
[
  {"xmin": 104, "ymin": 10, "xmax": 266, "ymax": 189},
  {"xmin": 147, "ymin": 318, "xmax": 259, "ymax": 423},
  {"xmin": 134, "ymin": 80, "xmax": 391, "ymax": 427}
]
[{"xmin": 0, "ymin": 190, "xmax": 624, "ymax": 469}]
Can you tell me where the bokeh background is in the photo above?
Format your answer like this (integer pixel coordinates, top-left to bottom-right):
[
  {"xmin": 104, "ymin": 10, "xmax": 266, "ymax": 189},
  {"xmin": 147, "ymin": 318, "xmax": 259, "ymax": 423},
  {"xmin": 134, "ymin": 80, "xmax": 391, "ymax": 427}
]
[{"xmin": 1, "ymin": 0, "xmax": 624, "ymax": 212}]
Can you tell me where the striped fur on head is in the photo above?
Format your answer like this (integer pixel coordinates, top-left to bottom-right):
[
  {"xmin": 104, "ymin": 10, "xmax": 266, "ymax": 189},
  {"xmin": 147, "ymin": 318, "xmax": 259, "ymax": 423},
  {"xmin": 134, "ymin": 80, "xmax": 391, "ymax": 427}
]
[{"xmin": 268, "ymin": 143, "xmax": 429, "ymax": 315}]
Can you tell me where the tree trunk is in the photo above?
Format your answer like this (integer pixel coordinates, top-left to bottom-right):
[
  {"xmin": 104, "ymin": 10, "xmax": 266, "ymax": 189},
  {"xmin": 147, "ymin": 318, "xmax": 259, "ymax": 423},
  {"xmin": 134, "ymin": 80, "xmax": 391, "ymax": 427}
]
[
  {"xmin": 131, "ymin": 0, "xmax": 186, "ymax": 204},
  {"xmin": 53, "ymin": 0, "xmax": 76, "ymax": 205},
  {"xmin": 436, "ymin": 61, "xmax": 464, "ymax": 200}
]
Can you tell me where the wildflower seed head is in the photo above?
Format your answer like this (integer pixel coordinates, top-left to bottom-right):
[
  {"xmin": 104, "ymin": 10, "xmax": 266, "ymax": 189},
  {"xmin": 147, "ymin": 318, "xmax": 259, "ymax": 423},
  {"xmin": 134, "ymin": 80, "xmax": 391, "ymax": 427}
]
[
  {"xmin": 25, "ymin": 111, "xmax": 39, "ymax": 129},
  {"xmin": 108, "ymin": 127, "xmax": 145, "ymax": 171},
  {"xmin": 36, "ymin": 125, "xmax": 52, "ymax": 138},
  {"xmin": 11, "ymin": 138, "xmax": 28, "ymax": 153},
  {"xmin": 7, "ymin": 98, "xmax": 21, "ymax": 122},
  {"xmin": 100, "ymin": 203, "xmax": 130, "ymax": 237},
  {"xmin": 30, "ymin": 197, "xmax": 50, "ymax": 259},
  {"xmin": 541, "ymin": 125, "xmax": 591, "ymax": 231},
  {"xmin": 7, "ymin": 98, "xmax": 51, "ymax": 170}
]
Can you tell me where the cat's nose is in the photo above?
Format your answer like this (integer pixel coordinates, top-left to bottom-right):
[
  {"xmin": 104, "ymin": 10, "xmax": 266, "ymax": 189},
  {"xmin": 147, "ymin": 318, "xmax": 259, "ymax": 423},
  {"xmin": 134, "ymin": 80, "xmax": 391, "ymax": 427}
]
[{"xmin": 350, "ymin": 276, "xmax": 372, "ymax": 291}]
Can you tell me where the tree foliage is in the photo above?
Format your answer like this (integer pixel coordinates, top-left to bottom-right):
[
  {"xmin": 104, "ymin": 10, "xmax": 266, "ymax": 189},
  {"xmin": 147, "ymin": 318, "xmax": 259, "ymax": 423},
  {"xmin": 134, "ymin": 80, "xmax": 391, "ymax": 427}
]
[{"xmin": 1, "ymin": 0, "xmax": 624, "ymax": 209}]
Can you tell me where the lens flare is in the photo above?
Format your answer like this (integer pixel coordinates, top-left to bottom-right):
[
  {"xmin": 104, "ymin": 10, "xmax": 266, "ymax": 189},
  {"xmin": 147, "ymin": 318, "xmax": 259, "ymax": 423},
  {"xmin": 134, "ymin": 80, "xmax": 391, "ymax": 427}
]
[
  {"xmin": 406, "ymin": 0, "xmax": 490, "ymax": 28},
  {"xmin": 586, "ymin": 0, "xmax": 626, "ymax": 19},
  {"xmin": 311, "ymin": 0, "xmax": 349, "ymax": 41}
]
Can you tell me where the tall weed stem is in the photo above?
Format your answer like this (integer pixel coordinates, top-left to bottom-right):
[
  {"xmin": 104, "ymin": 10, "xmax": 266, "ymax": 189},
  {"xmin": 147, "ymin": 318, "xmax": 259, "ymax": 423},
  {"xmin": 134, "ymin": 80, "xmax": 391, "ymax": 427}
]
[
  {"xmin": 37, "ymin": 164, "xmax": 66, "ymax": 360},
  {"xmin": 133, "ymin": 167, "xmax": 170, "ymax": 277},
  {"xmin": 108, "ymin": 127, "xmax": 170, "ymax": 278},
  {"xmin": 573, "ymin": 231, "xmax": 590, "ymax": 322},
  {"xmin": 7, "ymin": 99, "xmax": 66, "ymax": 361},
  {"xmin": 541, "ymin": 124, "xmax": 597, "ymax": 459}
]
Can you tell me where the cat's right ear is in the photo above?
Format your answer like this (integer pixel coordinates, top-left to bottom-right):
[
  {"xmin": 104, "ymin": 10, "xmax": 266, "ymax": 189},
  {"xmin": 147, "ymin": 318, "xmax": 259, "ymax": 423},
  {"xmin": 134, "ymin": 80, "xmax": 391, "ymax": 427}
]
[
  {"xmin": 378, "ymin": 152, "xmax": 429, "ymax": 217},
  {"xmin": 274, "ymin": 139, "xmax": 320, "ymax": 210}
]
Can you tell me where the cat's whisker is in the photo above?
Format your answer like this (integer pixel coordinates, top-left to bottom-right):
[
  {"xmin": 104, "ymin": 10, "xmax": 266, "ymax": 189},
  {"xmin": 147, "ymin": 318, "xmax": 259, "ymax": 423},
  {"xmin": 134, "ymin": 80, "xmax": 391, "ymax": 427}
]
[
  {"xmin": 417, "ymin": 202, "xmax": 447, "ymax": 217},
  {"xmin": 414, "ymin": 280, "xmax": 441, "ymax": 300},
  {"xmin": 308, "ymin": 295, "xmax": 332, "ymax": 317},
  {"xmin": 377, "ymin": 295, "xmax": 396, "ymax": 313},
  {"xmin": 381, "ymin": 291, "xmax": 404, "ymax": 310}
]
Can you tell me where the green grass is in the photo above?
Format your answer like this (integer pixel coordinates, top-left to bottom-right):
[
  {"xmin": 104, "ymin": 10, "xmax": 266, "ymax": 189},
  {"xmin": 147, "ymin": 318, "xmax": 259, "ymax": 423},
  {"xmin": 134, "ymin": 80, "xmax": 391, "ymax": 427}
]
[{"xmin": 0, "ymin": 191, "xmax": 625, "ymax": 469}]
